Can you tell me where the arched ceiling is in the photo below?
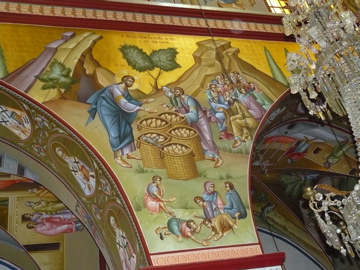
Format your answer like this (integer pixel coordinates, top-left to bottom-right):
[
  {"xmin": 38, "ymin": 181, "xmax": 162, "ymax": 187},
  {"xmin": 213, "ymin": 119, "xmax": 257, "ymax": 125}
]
[
  {"xmin": 2, "ymin": 1, "xmax": 351, "ymax": 269},
  {"xmin": 250, "ymin": 90, "xmax": 360, "ymax": 269},
  {"xmin": 0, "ymin": 26, "xmax": 289, "ymax": 270},
  {"xmin": 0, "ymin": 82, "xmax": 149, "ymax": 270}
]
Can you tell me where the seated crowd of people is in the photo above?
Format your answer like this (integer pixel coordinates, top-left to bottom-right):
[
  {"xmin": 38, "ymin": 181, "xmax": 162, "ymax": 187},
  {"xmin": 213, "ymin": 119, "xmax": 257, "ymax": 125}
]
[{"xmin": 204, "ymin": 71, "xmax": 273, "ymax": 148}]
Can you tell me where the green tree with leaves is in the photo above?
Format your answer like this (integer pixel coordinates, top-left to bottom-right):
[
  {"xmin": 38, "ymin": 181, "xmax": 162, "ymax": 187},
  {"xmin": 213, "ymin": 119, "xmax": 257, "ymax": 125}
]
[
  {"xmin": 119, "ymin": 45, "xmax": 181, "ymax": 93},
  {"xmin": 0, "ymin": 45, "xmax": 9, "ymax": 78},
  {"xmin": 35, "ymin": 59, "xmax": 77, "ymax": 99}
]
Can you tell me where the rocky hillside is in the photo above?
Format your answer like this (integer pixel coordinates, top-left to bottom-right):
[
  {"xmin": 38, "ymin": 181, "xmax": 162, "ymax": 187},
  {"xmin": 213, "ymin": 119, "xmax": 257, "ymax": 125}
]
[
  {"xmin": 3, "ymin": 32, "xmax": 286, "ymax": 104},
  {"xmin": 2, "ymin": 31, "xmax": 146, "ymax": 103},
  {"xmin": 168, "ymin": 39, "xmax": 287, "ymax": 100}
]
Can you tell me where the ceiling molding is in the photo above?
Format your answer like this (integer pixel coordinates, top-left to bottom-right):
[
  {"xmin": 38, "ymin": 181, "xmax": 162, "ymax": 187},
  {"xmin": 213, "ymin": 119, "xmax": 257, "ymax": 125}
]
[{"xmin": 0, "ymin": 0, "xmax": 292, "ymax": 41}]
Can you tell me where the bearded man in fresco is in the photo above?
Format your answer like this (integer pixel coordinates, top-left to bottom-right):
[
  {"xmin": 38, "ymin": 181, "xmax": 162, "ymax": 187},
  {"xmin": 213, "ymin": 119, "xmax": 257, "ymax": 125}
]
[
  {"xmin": 206, "ymin": 84, "xmax": 234, "ymax": 140},
  {"xmin": 223, "ymin": 95, "xmax": 259, "ymax": 148},
  {"xmin": 55, "ymin": 146, "xmax": 96, "ymax": 196},
  {"xmin": 86, "ymin": 75, "xmax": 156, "ymax": 169},
  {"xmin": 163, "ymin": 86, "xmax": 223, "ymax": 168},
  {"xmin": 110, "ymin": 216, "xmax": 136, "ymax": 270},
  {"xmin": 0, "ymin": 104, "xmax": 31, "ymax": 139},
  {"xmin": 223, "ymin": 181, "xmax": 247, "ymax": 219}
]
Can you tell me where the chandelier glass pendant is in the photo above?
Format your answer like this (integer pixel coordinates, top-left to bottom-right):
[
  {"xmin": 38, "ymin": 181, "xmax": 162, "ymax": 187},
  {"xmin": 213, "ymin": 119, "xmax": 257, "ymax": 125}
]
[
  {"xmin": 283, "ymin": 0, "xmax": 360, "ymax": 125},
  {"xmin": 283, "ymin": 0, "xmax": 360, "ymax": 257},
  {"xmin": 302, "ymin": 184, "xmax": 360, "ymax": 257}
]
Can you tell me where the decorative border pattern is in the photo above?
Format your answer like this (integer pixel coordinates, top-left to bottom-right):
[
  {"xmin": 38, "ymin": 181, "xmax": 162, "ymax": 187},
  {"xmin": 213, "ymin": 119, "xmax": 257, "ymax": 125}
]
[
  {"xmin": 0, "ymin": 81, "xmax": 149, "ymax": 270},
  {"xmin": 151, "ymin": 244, "xmax": 262, "ymax": 266},
  {"xmin": 0, "ymin": 1, "xmax": 288, "ymax": 40},
  {"xmin": 0, "ymin": 1, "xmax": 289, "ymax": 268}
]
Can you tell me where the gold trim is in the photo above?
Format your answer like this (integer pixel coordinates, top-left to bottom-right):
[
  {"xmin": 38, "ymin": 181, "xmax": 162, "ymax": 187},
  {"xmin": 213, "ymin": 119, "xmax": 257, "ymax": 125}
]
[{"xmin": 115, "ymin": 95, "xmax": 124, "ymax": 103}]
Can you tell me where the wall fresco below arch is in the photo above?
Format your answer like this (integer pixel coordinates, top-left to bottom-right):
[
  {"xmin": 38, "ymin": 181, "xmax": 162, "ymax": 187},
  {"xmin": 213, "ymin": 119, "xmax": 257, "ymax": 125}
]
[
  {"xmin": 0, "ymin": 22, "xmax": 299, "ymax": 268},
  {"xmin": 0, "ymin": 83, "xmax": 148, "ymax": 270}
]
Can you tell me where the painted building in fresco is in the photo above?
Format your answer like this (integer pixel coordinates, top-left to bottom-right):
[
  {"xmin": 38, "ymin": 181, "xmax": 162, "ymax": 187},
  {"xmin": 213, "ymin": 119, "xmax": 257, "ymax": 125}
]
[{"xmin": 0, "ymin": 1, "xmax": 359, "ymax": 270}]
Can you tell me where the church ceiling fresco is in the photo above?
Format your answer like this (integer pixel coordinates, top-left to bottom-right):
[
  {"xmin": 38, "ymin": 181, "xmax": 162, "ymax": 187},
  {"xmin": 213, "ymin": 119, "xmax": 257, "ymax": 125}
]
[
  {"xmin": 0, "ymin": 85, "xmax": 148, "ymax": 269},
  {"xmin": 251, "ymin": 92, "xmax": 360, "ymax": 270},
  {"xmin": 0, "ymin": 20, "xmax": 296, "ymax": 269},
  {"xmin": 1, "ymin": 1, "xmax": 360, "ymax": 270},
  {"xmin": 0, "ymin": 219, "xmax": 40, "ymax": 270}
]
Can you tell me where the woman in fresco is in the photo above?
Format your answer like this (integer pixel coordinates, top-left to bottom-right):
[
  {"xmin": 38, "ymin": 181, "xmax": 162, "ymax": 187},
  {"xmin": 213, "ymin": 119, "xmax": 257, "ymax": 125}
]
[
  {"xmin": 86, "ymin": 75, "xmax": 156, "ymax": 169},
  {"xmin": 110, "ymin": 216, "xmax": 136, "ymax": 270},
  {"xmin": 202, "ymin": 181, "xmax": 224, "ymax": 212},
  {"xmin": 234, "ymin": 87, "xmax": 267, "ymax": 123}
]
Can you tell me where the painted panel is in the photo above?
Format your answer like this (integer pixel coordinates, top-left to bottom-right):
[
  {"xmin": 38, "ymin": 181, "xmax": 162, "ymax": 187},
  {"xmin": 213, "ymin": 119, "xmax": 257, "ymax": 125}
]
[
  {"xmin": 0, "ymin": 22, "xmax": 298, "ymax": 268},
  {"xmin": 251, "ymin": 91, "xmax": 360, "ymax": 270}
]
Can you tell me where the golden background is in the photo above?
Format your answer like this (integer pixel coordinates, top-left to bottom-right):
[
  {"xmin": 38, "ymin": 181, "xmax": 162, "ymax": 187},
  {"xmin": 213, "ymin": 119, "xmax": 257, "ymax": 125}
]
[{"xmin": 0, "ymin": 24, "xmax": 299, "ymax": 93}]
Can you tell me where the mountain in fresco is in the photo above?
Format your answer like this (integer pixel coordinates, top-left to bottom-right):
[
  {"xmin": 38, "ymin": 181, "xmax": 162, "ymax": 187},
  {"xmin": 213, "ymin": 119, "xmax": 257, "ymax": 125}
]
[
  {"xmin": 168, "ymin": 38, "xmax": 288, "ymax": 100},
  {"xmin": 1, "ymin": 31, "xmax": 146, "ymax": 103},
  {"xmin": 2, "ymin": 31, "xmax": 287, "ymax": 103}
]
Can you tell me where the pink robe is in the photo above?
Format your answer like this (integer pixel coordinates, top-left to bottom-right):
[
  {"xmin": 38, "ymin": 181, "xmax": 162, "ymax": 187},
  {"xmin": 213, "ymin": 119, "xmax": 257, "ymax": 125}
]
[
  {"xmin": 178, "ymin": 95, "xmax": 220, "ymax": 156},
  {"xmin": 239, "ymin": 94, "xmax": 266, "ymax": 122},
  {"xmin": 34, "ymin": 217, "xmax": 76, "ymax": 236},
  {"xmin": 144, "ymin": 183, "xmax": 162, "ymax": 213},
  {"xmin": 179, "ymin": 221, "xmax": 193, "ymax": 238}
]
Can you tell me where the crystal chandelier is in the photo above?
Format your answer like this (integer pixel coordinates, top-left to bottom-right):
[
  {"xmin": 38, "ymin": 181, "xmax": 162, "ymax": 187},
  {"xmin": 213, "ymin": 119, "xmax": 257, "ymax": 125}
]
[
  {"xmin": 282, "ymin": 0, "xmax": 360, "ymax": 257},
  {"xmin": 303, "ymin": 184, "xmax": 360, "ymax": 257}
]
